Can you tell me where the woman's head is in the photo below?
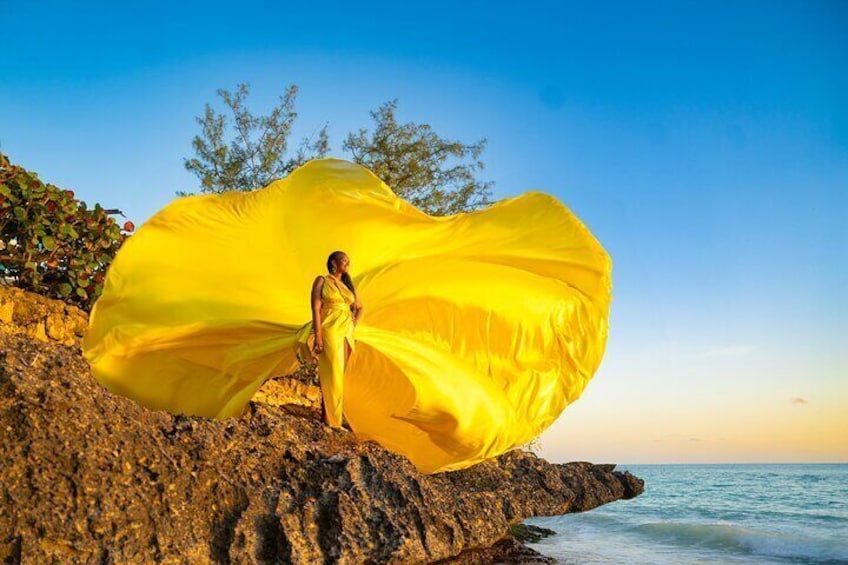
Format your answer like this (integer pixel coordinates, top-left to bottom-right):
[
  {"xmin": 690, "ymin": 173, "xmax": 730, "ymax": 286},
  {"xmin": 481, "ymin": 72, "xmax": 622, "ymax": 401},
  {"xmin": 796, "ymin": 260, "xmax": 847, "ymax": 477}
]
[
  {"xmin": 327, "ymin": 250, "xmax": 355, "ymax": 292},
  {"xmin": 327, "ymin": 251, "xmax": 349, "ymax": 275}
]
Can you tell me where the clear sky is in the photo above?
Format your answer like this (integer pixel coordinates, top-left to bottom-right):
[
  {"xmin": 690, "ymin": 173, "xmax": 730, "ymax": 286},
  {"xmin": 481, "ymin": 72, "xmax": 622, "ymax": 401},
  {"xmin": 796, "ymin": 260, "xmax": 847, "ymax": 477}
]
[{"xmin": 2, "ymin": 1, "xmax": 845, "ymax": 464}]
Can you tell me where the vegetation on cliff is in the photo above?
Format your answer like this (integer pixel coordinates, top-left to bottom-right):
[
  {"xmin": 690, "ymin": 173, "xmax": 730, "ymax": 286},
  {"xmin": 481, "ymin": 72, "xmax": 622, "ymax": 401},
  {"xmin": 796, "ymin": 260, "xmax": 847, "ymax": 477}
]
[{"xmin": 0, "ymin": 152, "xmax": 132, "ymax": 311}]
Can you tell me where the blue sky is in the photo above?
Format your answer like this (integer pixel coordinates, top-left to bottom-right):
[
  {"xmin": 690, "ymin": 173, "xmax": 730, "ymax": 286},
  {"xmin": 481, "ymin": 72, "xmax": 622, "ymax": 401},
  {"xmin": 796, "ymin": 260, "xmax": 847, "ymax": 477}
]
[{"xmin": 3, "ymin": 0, "xmax": 846, "ymax": 462}]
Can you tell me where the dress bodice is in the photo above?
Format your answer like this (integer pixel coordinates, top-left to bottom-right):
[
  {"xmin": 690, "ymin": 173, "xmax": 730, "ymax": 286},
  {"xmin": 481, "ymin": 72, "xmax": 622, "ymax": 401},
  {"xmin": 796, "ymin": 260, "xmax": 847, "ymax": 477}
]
[{"xmin": 321, "ymin": 275, "xmax": 355, "ymax": 311}]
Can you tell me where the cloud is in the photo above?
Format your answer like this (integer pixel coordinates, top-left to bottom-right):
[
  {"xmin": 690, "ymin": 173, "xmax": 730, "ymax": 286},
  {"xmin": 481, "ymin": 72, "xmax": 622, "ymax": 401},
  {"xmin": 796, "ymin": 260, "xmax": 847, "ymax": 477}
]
[{"xmin": 791, "ymin": 397, "xmax": 809, "ymax": 405}]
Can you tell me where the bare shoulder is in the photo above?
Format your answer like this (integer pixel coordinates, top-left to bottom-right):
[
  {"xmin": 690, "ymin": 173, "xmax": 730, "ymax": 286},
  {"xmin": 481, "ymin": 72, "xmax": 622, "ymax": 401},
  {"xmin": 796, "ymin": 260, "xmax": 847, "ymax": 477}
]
[{"xmin": 311, "ymin": 275, "xmax": 325, "ymax": 294}]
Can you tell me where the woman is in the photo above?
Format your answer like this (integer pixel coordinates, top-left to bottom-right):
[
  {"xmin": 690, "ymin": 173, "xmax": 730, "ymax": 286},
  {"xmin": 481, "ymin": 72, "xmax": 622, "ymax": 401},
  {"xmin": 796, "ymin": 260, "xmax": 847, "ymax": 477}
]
[{"xmin": 299, "ymin": 250, "xmax": 363, "ymax": 429}]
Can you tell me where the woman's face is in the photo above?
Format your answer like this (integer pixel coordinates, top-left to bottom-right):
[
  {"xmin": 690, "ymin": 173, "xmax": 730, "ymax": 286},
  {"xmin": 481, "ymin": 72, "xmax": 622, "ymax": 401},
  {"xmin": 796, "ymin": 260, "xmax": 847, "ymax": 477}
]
[{"xmin": 335, "ymin": 254, "xmax": 350, "ymax": 274}]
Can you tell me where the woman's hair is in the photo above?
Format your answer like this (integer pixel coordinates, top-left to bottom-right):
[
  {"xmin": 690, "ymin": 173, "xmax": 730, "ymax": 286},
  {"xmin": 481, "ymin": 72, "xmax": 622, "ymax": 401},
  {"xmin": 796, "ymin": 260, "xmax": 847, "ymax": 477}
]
[{"xmin": 327, "ymin": 250, "xmax": 355, "ymax": 293}]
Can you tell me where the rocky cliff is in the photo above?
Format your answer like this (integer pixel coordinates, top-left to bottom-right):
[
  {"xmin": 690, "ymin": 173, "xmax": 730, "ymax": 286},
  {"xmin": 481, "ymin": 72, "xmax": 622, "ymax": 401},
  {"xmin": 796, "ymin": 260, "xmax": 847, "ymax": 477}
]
[{"xmin": 0, "ymin": 287, "xmax": 643, "ymax": 564}]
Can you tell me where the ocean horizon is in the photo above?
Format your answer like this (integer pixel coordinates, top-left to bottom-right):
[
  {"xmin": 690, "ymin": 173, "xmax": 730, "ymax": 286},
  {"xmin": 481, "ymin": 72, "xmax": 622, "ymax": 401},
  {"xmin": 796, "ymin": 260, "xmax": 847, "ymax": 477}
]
[{"xmin": 525, "ymin": 462, "xmax": 848, "ymax": 565}]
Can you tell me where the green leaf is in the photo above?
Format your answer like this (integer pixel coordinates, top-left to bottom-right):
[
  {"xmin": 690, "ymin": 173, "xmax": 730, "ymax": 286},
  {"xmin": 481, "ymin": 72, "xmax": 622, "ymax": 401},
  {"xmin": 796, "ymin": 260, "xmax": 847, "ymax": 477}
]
[{"xmin": 42, "ymin": 235, "xmax": 56, "ymax": 250}]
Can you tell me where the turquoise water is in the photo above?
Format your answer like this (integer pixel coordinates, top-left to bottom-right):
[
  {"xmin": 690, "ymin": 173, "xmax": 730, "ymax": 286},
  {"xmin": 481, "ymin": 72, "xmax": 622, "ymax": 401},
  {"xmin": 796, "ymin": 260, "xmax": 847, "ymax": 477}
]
[{"xmin": 525, "ymin": 464, "xmax": 848, "ymax": 564}]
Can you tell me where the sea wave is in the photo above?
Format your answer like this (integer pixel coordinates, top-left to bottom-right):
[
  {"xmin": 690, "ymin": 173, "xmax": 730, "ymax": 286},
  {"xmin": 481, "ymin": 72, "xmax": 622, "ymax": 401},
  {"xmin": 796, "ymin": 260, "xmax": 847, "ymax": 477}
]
[{"xmin": 628, "ymin": 521, "xmax": 848, "ymax": 563}]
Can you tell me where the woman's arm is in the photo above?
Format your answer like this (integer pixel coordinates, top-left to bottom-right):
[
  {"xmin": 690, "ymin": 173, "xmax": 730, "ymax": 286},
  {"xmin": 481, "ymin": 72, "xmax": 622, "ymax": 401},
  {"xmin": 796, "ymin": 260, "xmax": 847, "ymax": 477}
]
[
  {"xmin": 311, "ymin": 276, "xmax": 324, "ymax": 352},
  {"xmin": 351, "ymin": 289, "xmax": 364, "ymax": 326}
]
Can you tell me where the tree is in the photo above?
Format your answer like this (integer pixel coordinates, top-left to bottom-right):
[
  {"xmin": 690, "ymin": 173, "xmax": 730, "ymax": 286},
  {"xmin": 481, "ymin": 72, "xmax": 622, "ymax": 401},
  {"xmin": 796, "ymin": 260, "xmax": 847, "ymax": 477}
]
[
  {"xmin": 182, "ymin": 87, "xmax": 495, "ymax": 216},
  {"xmin": 343, "ymin": 99, "xmax": 494, "ymax": 216},
  {"xmin": 180, "ymin": 83, "xmax": 329, "ymax": 196}
]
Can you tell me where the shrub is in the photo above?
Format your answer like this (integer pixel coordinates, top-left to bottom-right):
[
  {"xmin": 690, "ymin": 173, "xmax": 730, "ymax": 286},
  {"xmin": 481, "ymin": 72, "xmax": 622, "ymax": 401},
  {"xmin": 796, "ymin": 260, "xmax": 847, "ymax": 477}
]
[{"xmin": 0, "ymin": 152, "xmax": 133, "ymax": 311}]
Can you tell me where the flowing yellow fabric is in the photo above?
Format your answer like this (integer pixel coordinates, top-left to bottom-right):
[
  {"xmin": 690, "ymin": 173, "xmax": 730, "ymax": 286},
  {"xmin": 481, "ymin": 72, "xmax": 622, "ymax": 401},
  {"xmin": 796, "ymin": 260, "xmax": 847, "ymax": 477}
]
[{"xmin": 81, "ymin": 157, "xmax": 612, "ymax": 474}]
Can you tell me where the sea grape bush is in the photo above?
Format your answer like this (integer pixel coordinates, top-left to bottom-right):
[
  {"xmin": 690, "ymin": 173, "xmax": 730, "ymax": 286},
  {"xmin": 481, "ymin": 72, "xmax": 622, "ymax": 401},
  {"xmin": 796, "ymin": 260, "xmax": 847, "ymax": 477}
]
[{"xmin": 0, "ymin": 152, "xmax": 134, "ymax": 311}]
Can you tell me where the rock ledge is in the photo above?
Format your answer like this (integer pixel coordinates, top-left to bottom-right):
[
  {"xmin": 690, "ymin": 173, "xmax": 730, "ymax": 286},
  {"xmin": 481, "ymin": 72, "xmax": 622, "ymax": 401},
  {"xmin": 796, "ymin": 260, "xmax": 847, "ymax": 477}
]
[{"xmin": 0, "ymin": 288, "xmax": 643, "ymax": 564}]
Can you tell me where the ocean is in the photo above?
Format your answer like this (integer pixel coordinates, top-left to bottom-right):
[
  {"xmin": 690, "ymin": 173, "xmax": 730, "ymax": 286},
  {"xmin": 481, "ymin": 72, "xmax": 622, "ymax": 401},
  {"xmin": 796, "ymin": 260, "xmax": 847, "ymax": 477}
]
[{"xmin": 524, "ymin": 463, "xmax": 848, "ymax": 565}]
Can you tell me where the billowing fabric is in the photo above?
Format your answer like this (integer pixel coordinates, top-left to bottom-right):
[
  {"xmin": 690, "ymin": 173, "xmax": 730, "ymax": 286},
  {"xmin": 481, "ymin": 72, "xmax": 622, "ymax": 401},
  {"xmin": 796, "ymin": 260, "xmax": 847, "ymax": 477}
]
[{"xmin": 81, "ymin": 157, "xmax": 612, "ymax": 474}]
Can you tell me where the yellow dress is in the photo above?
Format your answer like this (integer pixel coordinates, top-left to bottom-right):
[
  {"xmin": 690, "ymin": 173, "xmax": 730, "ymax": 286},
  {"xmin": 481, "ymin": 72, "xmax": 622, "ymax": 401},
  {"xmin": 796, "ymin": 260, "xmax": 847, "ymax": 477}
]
[
  {"xmin": 81, "ymin": 157, "xmax": 612, "ymax": 474},
  {"xmin": 293, "ymin": 274, "xmax": 357, "ymax": 428}
]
